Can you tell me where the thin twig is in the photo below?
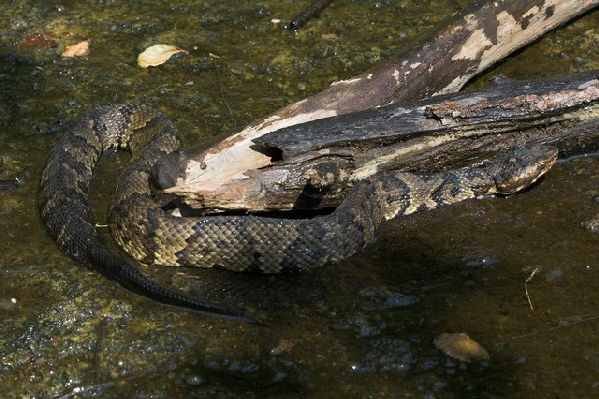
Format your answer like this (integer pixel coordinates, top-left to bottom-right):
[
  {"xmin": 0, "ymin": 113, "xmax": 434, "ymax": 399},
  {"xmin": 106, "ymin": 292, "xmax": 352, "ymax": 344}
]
[
  {"xmin": 210, "ymin": 54, "xmax": 236, "ymax": 123},
  {"xmin": 525, "ymin": 267, "xmax": 540, "ymax": 311},
  {"xmin": 288, "ymin": 0, "xmax": 334, "ymax": 30}
]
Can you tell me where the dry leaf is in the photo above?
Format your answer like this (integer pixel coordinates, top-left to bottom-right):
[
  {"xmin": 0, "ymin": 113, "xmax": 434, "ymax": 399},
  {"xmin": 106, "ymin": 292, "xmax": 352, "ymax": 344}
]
[
  {"xmin": 19, "ymin": 31, "xmax": 58, "ymax": 51},
  {"xmin": 434, "ymin": 332, "xmax": 490, "ymax": 362},
  {"xmin": 62, "ymin": 40, "xmax": 89, "ymax": 58},
  {"xmin": 137, "ymin": 44, "xmax": 188, "ymax": 68}
]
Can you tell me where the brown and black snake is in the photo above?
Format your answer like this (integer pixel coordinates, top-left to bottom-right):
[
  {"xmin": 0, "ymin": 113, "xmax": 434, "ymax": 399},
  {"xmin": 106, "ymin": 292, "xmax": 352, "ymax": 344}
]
[{"xmin": 39, "ymin": 104, "xmax": 558, "ymax": 321}]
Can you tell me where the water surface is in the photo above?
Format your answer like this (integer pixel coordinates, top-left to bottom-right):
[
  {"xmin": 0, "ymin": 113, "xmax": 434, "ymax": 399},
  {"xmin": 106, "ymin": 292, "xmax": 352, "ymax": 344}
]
[{"xmin": 1, "ymin": 1, "xmax": 599, "ymax": 398}]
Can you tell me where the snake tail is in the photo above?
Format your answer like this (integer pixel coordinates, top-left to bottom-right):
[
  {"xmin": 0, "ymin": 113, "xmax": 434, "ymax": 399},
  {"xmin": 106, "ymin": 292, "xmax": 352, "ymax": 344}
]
[{"xmin": 39, "ymin": 104, "xmax": 254, "ymax": 323}]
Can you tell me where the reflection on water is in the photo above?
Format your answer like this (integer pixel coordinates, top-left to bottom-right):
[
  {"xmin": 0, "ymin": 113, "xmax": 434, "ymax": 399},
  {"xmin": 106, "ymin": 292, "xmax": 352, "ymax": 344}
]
[{"xmin": 2, "ymin": 0, "xmax": 599, "ymax": 397}]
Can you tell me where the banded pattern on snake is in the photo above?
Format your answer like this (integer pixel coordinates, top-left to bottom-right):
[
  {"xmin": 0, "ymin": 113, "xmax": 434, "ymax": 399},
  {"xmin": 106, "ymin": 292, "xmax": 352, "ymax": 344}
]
[{"xmin": 39, "ymin": 104, "xmax": 557, "ymax": 320}]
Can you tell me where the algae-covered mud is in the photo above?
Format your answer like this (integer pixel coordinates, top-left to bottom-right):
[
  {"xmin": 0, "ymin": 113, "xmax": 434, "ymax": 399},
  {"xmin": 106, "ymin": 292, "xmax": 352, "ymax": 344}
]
[{"xmin": 2, "ymin": 1, "xmax": 599, "ymax": 398}]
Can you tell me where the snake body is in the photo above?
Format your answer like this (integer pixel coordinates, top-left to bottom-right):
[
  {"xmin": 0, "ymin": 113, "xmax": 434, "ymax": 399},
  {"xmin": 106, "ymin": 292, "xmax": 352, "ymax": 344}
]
[{"xmin": 40, "ymin": 104, "xmax": 557, "ymax": 320}]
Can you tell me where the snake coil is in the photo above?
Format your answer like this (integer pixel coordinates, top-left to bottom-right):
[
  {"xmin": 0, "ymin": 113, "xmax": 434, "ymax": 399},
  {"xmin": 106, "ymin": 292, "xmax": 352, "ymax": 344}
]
[{"xmin": 40, "ymin": 104, "xmax": 557, "ymax": 321}]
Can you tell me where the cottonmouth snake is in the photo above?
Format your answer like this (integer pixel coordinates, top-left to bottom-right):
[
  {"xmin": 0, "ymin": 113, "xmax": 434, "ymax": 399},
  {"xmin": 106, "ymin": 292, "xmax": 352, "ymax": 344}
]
[{"xmin": 39, "ymin": 104, "xmax": 558, "ymax": 321}]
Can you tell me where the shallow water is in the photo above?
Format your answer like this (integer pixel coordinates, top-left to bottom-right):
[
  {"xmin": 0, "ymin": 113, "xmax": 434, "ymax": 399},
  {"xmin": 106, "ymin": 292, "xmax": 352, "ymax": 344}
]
[{"xmin": 2, "ymin": 1, "xmax": 599, "ymax": 398}]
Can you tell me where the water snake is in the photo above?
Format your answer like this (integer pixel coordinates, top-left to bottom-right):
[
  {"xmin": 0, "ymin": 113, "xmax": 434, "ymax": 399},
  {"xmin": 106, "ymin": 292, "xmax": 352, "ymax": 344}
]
[{"xmin": 39, "ymin": 104, "xmax": 558, "ymax": 321}]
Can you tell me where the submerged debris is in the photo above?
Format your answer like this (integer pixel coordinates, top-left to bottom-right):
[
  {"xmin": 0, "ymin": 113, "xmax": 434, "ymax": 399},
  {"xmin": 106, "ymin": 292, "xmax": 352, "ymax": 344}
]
[
  {"xmin": 18, "ymin": 31, "xmax": 58, "ymax": 51},
  {"xmin": 0, "ymin": 170, "xmax": 30, "ymax": 194},
  {"xmin": 288, "ymin": 0, "xmax": 334, "ymax": 30},
  {"xmin": 359, "ymin": 286, "xmax": 420, "ymax": 311},
  {"xmin": 137, "ymin": 44, "xmax": 188, "ymax": 68},
  {"xmin": 581, "ymin": 216, "xmax": 599, "ymax": 232},
  {"xmin": 434, "ymin": 333, "xmax": 490, "ymax": 363},
  {"xmin": 62, "ymin": 40, "xmax": 89, "ymax": 58},
  {"xmin": 351, "ymin": 338, "xmax": 415, "ymax": 372}
]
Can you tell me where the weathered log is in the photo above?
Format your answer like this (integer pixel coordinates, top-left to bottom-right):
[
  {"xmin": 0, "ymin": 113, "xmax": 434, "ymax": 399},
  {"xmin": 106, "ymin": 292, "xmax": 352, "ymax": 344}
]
[
  {"xmin": 162, "ymin": 72, "xmax": 599, "ymax": 212},
  {"xmin": 164, "ymin": 0, "xmax": 599, "ymax": 212}
]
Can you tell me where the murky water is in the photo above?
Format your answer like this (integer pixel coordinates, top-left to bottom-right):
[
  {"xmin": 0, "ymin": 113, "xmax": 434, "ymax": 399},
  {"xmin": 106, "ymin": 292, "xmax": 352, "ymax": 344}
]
[{"xmin": 2, "ymin": 1, "xmax": 599, "ymax": 398}]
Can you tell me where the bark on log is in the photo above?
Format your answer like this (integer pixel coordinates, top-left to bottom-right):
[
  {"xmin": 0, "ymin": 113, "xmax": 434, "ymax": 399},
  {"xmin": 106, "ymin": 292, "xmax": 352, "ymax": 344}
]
[
  {"xmin": 163, "ymin": 0, "xmax": 599, "ymax": 212},
  {"xmin": 161, "ymin": 72, "xmax": 599, "ymax": 212}
]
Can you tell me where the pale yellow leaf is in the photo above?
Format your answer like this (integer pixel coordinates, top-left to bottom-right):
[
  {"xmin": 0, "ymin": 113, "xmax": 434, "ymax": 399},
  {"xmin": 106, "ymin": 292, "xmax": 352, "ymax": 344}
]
[
  {"xmin": 62, "ymin": 40, "xmax": 90, "ymax": 58},
  {"xmin": 137, "ymin": 44, "xmax": 188, "ymax": 68},
  {"xmin": 434, "ymin": 332, "xmax": 490, "ymax": 362}
]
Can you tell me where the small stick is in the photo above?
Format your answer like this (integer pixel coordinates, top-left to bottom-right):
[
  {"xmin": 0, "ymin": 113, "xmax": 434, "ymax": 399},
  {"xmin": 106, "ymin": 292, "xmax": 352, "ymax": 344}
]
[
  {"xmin": 288, "ymin": 0, "xmax": 334, "ymax": 30},
  {"xmin": 210, "ymin": 55, "xmax": 236, "ymax": 123},
  {"xmin": 525, "ymin": 267, "xmax": 540, "ymax": 311}
]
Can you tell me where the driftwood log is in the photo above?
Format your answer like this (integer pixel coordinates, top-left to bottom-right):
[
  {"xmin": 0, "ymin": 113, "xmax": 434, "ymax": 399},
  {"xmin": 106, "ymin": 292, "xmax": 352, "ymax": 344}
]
[
  {"xmin": 160, "ymin": 72, "xmax": 599, "ymax": 212},
  {"xmin": 159, "ymin": 0, "xmax": 599, "ymax": 213}
]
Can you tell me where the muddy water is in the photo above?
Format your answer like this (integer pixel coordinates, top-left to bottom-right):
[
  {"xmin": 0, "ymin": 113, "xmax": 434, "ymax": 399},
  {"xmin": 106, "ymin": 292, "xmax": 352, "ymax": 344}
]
[{"xmin": 1, "ymin": 1, "xmax": 599, "ymax": 398}]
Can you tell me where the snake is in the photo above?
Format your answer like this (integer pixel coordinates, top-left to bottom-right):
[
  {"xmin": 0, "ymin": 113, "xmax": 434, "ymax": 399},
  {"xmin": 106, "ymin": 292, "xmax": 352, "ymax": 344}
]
[{"xmin": 39, "ymin": 104, "xmax": 558, "ymax": 321}]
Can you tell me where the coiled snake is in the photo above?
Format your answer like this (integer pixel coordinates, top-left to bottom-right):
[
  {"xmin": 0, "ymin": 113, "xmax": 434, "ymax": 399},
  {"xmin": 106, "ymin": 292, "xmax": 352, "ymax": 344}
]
[{"xmin": 39, "ymin": 104, "xmax": 557, "ymax": 321}]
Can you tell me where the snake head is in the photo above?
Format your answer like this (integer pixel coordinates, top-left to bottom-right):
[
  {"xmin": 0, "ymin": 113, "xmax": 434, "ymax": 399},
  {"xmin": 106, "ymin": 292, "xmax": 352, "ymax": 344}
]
[{"xmin": 492, "ymin": 145, "xmax": 558, "ymax": 194}]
